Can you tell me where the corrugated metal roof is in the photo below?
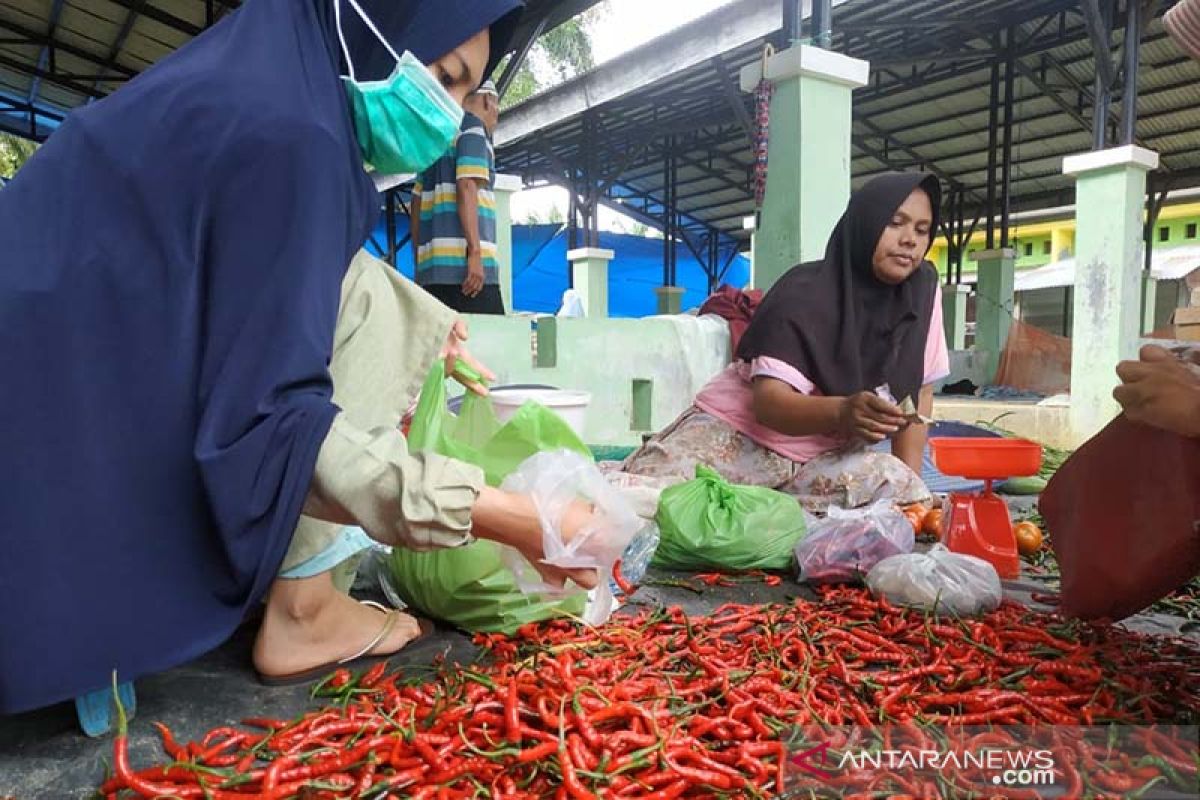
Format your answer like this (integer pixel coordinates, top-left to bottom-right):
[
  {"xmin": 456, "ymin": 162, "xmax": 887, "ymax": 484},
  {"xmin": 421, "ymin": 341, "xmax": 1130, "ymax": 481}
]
[{"xmin": 496, "ymin": 0, "xmax": 1200, "ymax": 247}]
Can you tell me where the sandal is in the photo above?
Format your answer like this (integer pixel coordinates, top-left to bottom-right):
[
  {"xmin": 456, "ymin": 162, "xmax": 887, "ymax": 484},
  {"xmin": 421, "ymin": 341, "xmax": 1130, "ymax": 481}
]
[{"xmin": 257, "ymin": 600, "xmax": 434, "ymax": 687}]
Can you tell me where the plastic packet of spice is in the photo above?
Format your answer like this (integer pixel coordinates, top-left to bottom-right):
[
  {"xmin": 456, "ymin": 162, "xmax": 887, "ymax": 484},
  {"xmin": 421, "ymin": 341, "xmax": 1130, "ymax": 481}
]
[{"xmin": 794, "ymin": 500, "xmax": 914, "ymax": 584}]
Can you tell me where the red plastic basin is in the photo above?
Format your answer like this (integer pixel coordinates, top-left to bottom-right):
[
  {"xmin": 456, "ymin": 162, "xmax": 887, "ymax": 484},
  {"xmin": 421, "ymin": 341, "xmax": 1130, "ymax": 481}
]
[{"xmin": 929, "ymin": 437, "xmax": 1043, "ymax": 480}]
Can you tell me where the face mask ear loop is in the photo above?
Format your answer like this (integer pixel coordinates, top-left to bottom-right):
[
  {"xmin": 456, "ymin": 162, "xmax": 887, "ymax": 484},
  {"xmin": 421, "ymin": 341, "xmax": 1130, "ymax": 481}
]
[
  {"xmin": 334, "ymin": 0, "xmax": 357, "ymax": 82},
  {"xmin": 343, "ymin": 0, "xmax": 405, "ymax": 66}
]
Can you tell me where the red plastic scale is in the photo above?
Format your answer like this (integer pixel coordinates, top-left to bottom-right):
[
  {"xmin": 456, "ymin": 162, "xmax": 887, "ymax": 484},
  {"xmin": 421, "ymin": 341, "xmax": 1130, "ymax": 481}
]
[{"xmin": 928, "ymin": 438, "xmax": 1043, "ymax": 580}]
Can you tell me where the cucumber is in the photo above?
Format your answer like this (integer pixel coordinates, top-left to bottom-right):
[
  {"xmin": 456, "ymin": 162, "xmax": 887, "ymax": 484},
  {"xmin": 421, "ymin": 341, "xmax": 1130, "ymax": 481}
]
[{"xmin": 998, "ymin": 476, "xmax": 1048, "ymax": 495}]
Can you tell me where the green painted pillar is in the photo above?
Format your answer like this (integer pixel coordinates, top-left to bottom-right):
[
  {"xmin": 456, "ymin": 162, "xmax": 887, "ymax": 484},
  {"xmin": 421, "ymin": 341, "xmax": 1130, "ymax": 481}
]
[
  {"xmin": 740, "ymin": 45, "xmax": 869, "ymax": 291},
  {"xmin": 654, "ymin": 286, "xmax": 686, "ymax": 315},
  {"xmin": 1062, "ymin": 145, "xmax": 1160, "ymax": 446},
  {"xmin": 493, "ymin": 173, "xmax": 523, "ymax": 314},
  {"xmin": 1141, "ymin": 272, "xmax": 1158, "ymax": 335},
  {"xmin": 567, "ymin": 247, "xmax": 613, "ymax": 319},
  {"xmin": 970, "ymin": 248, "xmax": 1016, "ymax": 380},
  {"xmin": 942, "ymin": 283, "xmax": 970, "ymax": 351}
]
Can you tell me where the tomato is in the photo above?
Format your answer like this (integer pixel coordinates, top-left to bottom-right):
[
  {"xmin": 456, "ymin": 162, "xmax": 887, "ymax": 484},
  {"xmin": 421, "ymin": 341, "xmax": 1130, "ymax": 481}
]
[
  {"xmin": 1014, "ymin": 521, "xmax": 1044, "ymax": 556},
  {"xmin": 903, "ymin": 509, "xmax": 924, "ymax": 533},
  {"xmin": 922, "ymin": 508, "xmax": 943, "ymax": 537}
]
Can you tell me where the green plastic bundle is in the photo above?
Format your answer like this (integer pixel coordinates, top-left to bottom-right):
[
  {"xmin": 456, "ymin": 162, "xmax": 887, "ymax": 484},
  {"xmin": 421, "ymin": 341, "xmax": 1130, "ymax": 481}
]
[
  {"xmin": 653, "ymin": 465, "xmax": 807, "ymax": 571},
  {"xmin": 385, "ymin": 364, "xmax": 593, "ymax": 633}
]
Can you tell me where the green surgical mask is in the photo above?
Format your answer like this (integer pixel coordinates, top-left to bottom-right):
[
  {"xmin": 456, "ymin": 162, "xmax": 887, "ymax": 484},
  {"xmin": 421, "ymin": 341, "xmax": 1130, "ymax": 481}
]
[{"xmin": 335, "ymin": 0, "xmax": 464, "ymax": 175}]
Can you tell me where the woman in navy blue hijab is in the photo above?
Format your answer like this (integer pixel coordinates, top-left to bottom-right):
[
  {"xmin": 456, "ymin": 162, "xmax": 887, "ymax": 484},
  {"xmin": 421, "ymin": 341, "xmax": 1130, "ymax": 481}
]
[{"xmin": 0, "ymin": 0, "xmax": 616, "ymax": 716}]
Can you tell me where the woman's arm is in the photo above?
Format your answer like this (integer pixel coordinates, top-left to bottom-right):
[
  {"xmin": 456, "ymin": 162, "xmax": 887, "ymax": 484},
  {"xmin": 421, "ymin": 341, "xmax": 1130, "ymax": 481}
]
[
  {"xmin": 752, "ymin": 377, "xmax": 844, "ymax": 437},
  {"xmin": 891, "ymin": 383, "xmax": 934, "ymax": 472},
  {"xmin": 753, "ymin": 377, "xmax": 907, "ymax": 443}
]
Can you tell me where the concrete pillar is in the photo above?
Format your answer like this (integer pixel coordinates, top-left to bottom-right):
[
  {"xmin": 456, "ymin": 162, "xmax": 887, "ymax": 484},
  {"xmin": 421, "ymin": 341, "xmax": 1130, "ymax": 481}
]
[
  {"xmin": 1141, "ymin": 273, "xmax": 1158, "ymax": 335},
  {"xmin": 567, "ymin": 247, "xmax": 613, "ymax": 319},
  {"xmin": 942, "ymin": 283, "xmax": 971, "ymax": 351},
  {"xmin": 493, "ymin": 174, "xmax": 523, "ymax": 314},
  {"xmin": 740, "ymin": 46, "xmax": 870, "ymax": 291},
  {"xmin": 971, "ymin": 248, "xmax": 1016, "ymax": 380},
  {"xmin": 1050, "ymin": 225, "xmax": 1075, "ymax": 263},
  {"xmin": 654, "ymin": 286, "xmax": 686, "ymax": 316},
  {"xmin": 1062, "ymin": 145, "xmax": 1160, "ymax": 445}
]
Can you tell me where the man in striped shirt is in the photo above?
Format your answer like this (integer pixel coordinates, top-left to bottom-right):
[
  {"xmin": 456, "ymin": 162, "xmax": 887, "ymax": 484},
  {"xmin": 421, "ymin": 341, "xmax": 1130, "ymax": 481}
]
[{"xmin": 410, "ymin": 81, "xmax": 504, "ymax": 314}]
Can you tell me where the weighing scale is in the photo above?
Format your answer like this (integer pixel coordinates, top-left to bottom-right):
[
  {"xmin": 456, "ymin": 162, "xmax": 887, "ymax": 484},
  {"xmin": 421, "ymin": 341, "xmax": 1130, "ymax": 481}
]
[{"xmin": 928, "ymin": 438, "xmax": 1044, "ymax": 579}]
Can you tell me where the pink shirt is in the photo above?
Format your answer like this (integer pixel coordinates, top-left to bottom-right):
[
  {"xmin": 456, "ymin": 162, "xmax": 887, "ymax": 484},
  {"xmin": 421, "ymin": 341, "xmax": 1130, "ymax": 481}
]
[{"xmin": 695, "ymin": 284, "xmax": 951, "ymax": 463}]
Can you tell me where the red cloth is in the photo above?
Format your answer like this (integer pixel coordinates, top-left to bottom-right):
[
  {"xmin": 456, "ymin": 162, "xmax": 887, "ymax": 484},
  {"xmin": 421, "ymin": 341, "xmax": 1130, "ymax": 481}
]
[
  {"xmin": 699, "ymin": 285, "xmax": 764, "ymax": 354},
  {"xmin": 1040, "ymin": 416, "xmax": 1200, "ymax": 621}
]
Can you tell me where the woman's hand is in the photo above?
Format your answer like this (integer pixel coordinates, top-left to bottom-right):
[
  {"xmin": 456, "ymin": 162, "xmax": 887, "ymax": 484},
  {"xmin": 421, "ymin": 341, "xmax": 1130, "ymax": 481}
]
[
  {"xmin": 470, "ymin": 488, "xmax": 599, "ymax": 590},
  {"xmin": 1114, "ymin": 345, "xmax": 1200, "ymax": 438},
  {"xmin": 839, "ymin": 392, "xmax": 907, "ymax": 444},
  {"xmin": 441, "ymin": 318, "xmax": 495, "ymax": 396}
]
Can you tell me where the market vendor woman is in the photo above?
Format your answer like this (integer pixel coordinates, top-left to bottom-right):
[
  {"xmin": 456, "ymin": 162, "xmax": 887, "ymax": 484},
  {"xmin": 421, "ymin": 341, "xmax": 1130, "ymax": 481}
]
[
  {"xmin": 0, "ymin": 0, "xmax": 602, "ymax": 717},
  {"xmin": 624, "ymin": 173, "xmax": 949, "ymax": 509}
]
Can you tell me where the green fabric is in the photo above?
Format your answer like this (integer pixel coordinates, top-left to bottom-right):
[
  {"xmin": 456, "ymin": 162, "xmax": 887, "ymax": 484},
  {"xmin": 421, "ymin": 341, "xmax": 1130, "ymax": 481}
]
[
  {"xmin": 652, "ymin": 465, "xmax": 807, "ymax": 571},
  {"xmin": 590, "ymin": 445, "xmax": 637, "ymax": 463},
  {"xmin": 387, "ymin": 363, "xmax": 593, "ymax": 633}
]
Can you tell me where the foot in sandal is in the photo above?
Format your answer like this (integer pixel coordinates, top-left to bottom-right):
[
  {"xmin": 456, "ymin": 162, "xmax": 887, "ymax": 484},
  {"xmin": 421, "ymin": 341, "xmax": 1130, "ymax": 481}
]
[{"xmin": 252, "ymin": 571, "xmax": 429, "ymax": 686}]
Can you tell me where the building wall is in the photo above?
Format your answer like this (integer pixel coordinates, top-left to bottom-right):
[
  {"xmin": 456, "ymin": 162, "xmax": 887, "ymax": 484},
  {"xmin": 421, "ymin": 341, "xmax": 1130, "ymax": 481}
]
[
  {"xmin": 457, "ymin": 313, "xmax": 731, "ymax": 447},
  {"xmin": 927, "ymin": 201, "xmax": 1200, "ymax": 281}
]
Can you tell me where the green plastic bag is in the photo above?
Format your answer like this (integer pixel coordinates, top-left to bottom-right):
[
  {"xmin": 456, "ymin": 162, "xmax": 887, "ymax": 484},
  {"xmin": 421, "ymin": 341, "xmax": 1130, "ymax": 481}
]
[
  {"xmin": 387, "ymin": 540, "xmax": 586, "ymax": 635},
  {"xmin": 406, "ymin": 363, "xmax": 590, "ymax": 487},
  {"xmin": 386, "ymin": 363, "xmax": 592, "ymax": 633},
  {"xmin": 652, "ymin": 465, "xmax": 807, "ymax": 571}
]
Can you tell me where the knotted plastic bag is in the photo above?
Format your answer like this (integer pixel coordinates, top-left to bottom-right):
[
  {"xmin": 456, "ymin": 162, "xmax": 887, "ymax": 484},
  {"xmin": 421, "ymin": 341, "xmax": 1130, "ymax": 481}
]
[
  {"xmin": 652, "ymin": 465, "xmax": 807, "ymax": 571},
  {"xmin": 794, "ymin": 500, "xmax": 914, "ymax": 584},
  {"xmin": 866, "ymin": 544, "xmax": 1003, "ymax": 616}
]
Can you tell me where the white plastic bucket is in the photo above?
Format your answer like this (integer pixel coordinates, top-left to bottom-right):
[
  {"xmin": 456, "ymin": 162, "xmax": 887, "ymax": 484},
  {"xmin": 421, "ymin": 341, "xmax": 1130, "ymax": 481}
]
[{"xmin": 488, "ymin": 388, "xmax": 592, "ymax": 439}]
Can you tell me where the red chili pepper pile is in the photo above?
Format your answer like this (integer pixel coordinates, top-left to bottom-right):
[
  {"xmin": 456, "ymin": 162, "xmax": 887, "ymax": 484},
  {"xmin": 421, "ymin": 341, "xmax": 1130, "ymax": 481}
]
[{"xmin": 101, "ymin": 588, "xmax": 1199, "ymax": 799}]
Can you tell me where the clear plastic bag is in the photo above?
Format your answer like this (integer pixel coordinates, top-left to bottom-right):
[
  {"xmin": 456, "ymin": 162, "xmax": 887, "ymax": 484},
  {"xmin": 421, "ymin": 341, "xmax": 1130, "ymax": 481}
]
[
  {"xmin": 791, "ymin": 449, "xmax": 931, "ymax": 515},
  {"xmin": 794, "ymin": 500, "xmax": 914, "ymax": 584},
  {"xmin": 499, "ymin": 450, "xmax": 641, "ymax": 625},
  {"xmin": 610, "ymin": 521, "xmax": 660, "ymax": 597},
  {"xmin": 866, "ymin": 544, "xmax": 1003, "ymax": 617}
]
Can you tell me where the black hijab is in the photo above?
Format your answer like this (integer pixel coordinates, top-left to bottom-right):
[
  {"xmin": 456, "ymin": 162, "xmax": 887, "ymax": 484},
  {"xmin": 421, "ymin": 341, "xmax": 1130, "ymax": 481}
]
[
  {"xmin": 737, "ymin": 172, "xmax": 942, "ymax": 404},
  {"xmin": 326, "ymin": 0, "xmax": 525, "ymax": 83}
]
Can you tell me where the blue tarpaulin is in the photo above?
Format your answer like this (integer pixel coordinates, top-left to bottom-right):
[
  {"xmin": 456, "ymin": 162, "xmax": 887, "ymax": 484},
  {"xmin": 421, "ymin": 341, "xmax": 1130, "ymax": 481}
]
[{"xmin": 363, "ymin": 219, "xmax": 751, "ymax": 318}]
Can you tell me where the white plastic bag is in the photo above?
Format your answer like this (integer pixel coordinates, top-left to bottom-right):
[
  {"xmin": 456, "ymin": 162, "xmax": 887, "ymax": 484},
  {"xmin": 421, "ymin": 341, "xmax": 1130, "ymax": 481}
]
[
  {"xmin": 794, "ymin": 500, "xmax": 914, "ymax": 584},
  {"xmin": 866, "ymin": 544, "xmax": 1003, "ymax": 616},
  {"xmin": 500, "ymin": 450, "xmax": 641, "ymax": 624},
  {"xmin": 791, "ymin": 449, "xmax": 931, "ymax": 515}
]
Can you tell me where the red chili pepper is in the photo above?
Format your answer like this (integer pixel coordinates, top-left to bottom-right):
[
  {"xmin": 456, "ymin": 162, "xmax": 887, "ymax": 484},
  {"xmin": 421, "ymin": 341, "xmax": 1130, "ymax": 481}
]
[
  {"xmin": 504, "ymin": 679, "xmax": 521, "ymax": 744},
  {"xmin": 360, "ymin": 661, "xmax": 388, "ymax": 689},
  {"xmin": 612, "ymin": 559, "xmax": 636, "ymax": 596},
  {"xmin": 150, "ymin": 722, "xmax": 187, "ymax": 762}
]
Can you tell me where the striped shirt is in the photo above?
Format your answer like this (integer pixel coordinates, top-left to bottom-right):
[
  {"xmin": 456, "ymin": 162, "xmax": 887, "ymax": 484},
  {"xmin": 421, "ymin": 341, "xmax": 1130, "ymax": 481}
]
[{"xmin": 412, "ymin": 113, "xmax": 498, "ymax": 287}]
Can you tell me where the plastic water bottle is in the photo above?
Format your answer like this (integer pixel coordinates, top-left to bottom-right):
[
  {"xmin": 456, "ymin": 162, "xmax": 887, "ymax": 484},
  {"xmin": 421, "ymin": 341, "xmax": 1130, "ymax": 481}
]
[{"xmin": 611, "ymin": 521, "xmax": 660, "ymax": 596}]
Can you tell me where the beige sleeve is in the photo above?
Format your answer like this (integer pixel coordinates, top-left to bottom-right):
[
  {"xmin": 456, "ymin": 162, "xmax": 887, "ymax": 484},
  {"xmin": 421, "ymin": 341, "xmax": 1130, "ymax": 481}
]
[
  {"xmin": 303, "ymin": 415, "xmax": 484, "ymax": 551},
  {"xmin": 299, "ymin": 250, "xmax": 485, "ymax": 551}
]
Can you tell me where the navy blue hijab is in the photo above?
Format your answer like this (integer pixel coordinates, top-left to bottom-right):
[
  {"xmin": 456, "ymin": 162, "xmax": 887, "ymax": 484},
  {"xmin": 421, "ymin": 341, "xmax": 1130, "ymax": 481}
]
[{"xmin": 0, "ymin": 0, "xmax": 521, "ymax": 715}]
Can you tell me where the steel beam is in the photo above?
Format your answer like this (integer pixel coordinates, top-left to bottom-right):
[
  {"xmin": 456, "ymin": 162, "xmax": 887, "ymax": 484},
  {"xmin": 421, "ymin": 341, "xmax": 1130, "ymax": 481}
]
[
  {"xmin": 1001, "ymin": 27, "xmax": 1016, "ymax": 248},
  {"xmin": 711, "ymin": 56, "xmax": 754, "ymax": 145},
  {"xmin": 985, "ymin": 59, "xmax": 1000, "ymax": 249},
  {"xmin": 91, "ymin": 1, "xmax": 147, "ymax": 95},
  {"xmin": 1080, "ymin": 0, "xmax": 1118, "ymax": 89},
  {"xmin": 1121, "ymin": 0, "xmax": 1141, "ymax": 145},
  {"xmin": 497, "ymin": 16, "xmax": 548, "ymax": 99},
  {"xmin": 26, "ymin": 0, "xmax": 66, "ymax": 105}
]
